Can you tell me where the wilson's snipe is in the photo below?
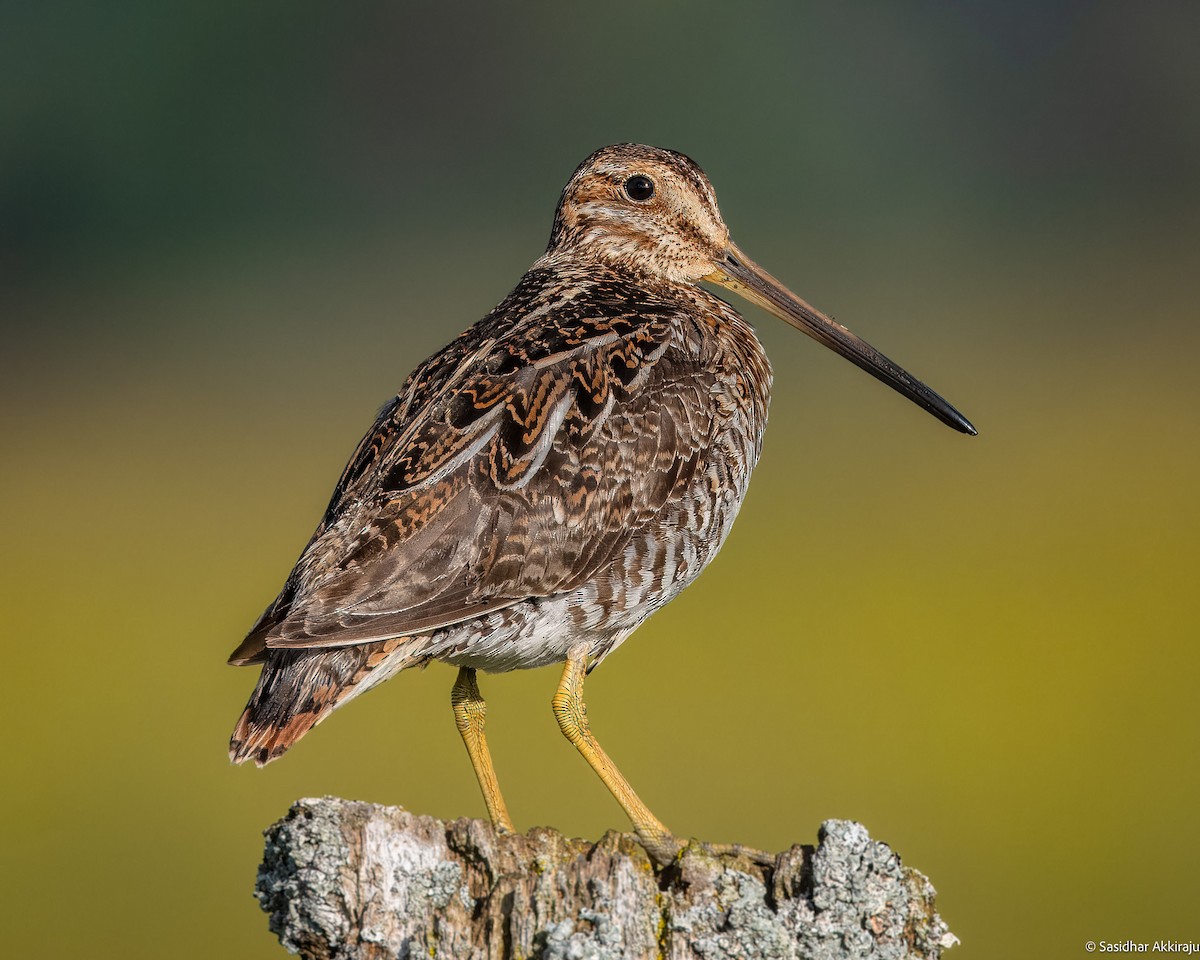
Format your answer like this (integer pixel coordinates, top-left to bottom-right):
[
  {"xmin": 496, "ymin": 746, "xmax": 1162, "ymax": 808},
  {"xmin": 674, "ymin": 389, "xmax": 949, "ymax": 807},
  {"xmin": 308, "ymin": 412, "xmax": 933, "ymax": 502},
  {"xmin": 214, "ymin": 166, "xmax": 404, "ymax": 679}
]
[{"xmin": 229, "ymin": 144, "xmax": 975, "ymax": 864}]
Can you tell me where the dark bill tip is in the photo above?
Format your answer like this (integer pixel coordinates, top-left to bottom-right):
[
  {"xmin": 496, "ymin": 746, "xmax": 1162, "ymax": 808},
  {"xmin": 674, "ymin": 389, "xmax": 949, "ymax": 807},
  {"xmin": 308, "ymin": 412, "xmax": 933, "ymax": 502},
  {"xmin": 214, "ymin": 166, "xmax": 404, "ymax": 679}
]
[{"xmin": 707, "ymin": 245, "xmax": 977, "ymax": 437}]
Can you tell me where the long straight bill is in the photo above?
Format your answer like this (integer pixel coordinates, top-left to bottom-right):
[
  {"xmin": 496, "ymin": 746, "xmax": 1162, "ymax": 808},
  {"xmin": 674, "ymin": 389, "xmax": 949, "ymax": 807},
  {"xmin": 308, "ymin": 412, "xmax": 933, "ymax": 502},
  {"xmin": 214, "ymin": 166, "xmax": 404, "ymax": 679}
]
[{"xmin": 705, "ymin": 243, "xmax": 977, "ymax": 435}]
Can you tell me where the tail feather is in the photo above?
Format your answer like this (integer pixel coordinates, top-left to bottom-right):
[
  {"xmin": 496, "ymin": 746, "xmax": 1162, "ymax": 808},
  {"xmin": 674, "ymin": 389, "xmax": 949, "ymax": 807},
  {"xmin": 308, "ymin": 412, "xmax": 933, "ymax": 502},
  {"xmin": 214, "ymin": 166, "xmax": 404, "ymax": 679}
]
[{"xmin": 229, "ymin": 638, "xmax": 421, "ymax": 767}]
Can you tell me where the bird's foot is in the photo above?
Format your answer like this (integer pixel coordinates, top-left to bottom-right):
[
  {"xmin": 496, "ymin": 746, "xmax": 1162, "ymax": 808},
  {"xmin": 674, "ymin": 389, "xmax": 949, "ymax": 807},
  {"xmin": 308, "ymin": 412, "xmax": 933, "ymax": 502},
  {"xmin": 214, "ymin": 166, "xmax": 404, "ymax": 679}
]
[
  {"xmin": 483, "ymin": 821, "xmax": 771, "ymax": 869},
  {"xmin": 698, "ymin": 840, "xmax": 776, "ymax": 867},
  {"xmin": 634, "ymin": 831, "xmax": 774, "ymax": 869},
  {"xmin": 635, "ymin": 828, "xmax": 686, "ymax": 867}
]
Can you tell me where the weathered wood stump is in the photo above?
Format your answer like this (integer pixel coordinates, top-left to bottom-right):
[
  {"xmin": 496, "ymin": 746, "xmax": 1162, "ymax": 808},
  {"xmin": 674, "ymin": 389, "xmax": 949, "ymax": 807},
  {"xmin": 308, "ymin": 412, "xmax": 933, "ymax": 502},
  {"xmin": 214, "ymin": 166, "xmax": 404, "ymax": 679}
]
[{"xmin": 254, "ymin": 797, "xmax": 957, "ymax": 959}]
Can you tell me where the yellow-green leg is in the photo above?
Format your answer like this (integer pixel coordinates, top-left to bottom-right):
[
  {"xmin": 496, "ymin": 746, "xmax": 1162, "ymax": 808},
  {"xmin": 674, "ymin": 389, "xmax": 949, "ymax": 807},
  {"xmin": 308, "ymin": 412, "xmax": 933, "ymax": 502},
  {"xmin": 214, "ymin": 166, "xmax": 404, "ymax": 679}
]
[
  {"xmin": 451, "ymin": 667, "xmax": 515, "ymax": 834},
  {"xmin": 551, "ymin": 647, "xmax": 681, "ymax": 864}
]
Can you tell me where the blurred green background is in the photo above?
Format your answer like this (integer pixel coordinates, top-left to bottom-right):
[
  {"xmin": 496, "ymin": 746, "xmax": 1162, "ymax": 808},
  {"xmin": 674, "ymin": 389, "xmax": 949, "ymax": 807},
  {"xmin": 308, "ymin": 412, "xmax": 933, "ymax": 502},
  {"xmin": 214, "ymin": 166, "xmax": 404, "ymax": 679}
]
[{"xmin": 4, "ymin": 1, "xmax": 1198, "ymax": 956}]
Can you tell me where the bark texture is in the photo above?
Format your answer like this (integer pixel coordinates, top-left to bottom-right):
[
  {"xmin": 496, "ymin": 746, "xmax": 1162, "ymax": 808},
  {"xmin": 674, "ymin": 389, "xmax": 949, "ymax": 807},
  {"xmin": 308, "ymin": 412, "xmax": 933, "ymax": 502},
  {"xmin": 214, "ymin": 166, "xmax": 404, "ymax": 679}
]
[{"xmin": 254, "ymin": 797, "xmax": 957, "ymax": 960}]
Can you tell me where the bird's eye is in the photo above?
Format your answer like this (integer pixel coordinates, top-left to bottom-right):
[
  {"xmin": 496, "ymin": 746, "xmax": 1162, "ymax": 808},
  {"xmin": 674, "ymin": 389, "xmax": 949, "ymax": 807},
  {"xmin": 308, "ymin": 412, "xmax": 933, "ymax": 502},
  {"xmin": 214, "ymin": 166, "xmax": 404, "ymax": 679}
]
[{"xmin": 624, "ymin": 175, "xmax": 655, "ymax": 202}]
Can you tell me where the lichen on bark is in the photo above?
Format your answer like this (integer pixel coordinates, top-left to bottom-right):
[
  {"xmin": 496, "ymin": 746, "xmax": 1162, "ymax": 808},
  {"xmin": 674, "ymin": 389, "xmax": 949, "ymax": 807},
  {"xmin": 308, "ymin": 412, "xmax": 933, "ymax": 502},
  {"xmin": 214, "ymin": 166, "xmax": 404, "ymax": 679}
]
[{"xmin": 253, "ymin": 797, "xmax": 957, "ymax": 959}]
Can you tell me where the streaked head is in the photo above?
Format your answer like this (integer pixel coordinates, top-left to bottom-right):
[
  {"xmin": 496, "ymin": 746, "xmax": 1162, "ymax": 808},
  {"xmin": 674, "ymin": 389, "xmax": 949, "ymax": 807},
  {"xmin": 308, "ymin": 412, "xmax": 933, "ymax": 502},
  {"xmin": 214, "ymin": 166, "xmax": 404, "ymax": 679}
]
[
  {"xmin": 547, "ymin": 143, "xmax": 976, "ymax": 435},
  {"xmin": 548, "ymin": 143, "xmax": 730, "ymax": 283}
]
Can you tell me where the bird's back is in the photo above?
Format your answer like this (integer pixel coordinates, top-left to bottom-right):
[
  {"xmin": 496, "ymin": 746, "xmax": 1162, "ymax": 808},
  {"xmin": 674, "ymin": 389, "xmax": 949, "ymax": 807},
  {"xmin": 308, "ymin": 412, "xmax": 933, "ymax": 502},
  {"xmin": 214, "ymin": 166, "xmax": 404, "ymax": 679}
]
[{"xmin": 231, "ymin": 256, "xmax": 771, "ymax": 670}]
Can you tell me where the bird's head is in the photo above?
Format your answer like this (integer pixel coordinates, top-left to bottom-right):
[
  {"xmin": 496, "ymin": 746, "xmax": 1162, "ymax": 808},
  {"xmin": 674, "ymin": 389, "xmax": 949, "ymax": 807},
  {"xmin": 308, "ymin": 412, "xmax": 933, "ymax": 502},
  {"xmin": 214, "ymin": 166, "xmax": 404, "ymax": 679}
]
[
  {"xmin": 547, "ymin": 143, "xmax": 976, "ymax": 436},
  {"xmin": 547, "ymin": 143, "xmax": 729, "ymax": 284}
]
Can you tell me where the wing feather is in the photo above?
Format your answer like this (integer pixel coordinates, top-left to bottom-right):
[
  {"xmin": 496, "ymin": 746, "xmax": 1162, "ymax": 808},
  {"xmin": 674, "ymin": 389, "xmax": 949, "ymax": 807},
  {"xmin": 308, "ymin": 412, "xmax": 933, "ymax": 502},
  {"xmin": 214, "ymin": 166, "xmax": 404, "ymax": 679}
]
[{"xmin": 235, "ymin": 267, "xmax": 718, "ymax": 657}]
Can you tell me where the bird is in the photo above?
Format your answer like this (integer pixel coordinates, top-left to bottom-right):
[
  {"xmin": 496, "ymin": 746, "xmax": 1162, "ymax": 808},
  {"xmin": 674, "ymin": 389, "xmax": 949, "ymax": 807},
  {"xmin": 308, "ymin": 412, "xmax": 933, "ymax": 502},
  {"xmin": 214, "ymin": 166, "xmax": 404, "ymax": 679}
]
[{"xmin": 228, "ymin": 143, "xmax": 975, "ymax": 864}]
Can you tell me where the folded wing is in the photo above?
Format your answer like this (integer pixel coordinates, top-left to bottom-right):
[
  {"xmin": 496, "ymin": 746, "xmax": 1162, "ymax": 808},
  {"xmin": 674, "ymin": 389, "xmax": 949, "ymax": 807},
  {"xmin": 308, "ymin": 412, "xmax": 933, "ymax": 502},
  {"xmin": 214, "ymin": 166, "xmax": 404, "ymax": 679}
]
[{"xmin": 229, "ymin": 276, "xmax": 716, "ymax": 664}]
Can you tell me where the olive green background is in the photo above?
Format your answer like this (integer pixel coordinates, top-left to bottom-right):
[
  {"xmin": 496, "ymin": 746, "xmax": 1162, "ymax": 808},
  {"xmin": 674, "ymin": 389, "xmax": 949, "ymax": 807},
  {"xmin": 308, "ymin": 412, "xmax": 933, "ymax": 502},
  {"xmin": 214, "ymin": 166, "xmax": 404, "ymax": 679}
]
[{"xmin": 4, "ymin": 2, "xmax": 1198, "ymax": 957}]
